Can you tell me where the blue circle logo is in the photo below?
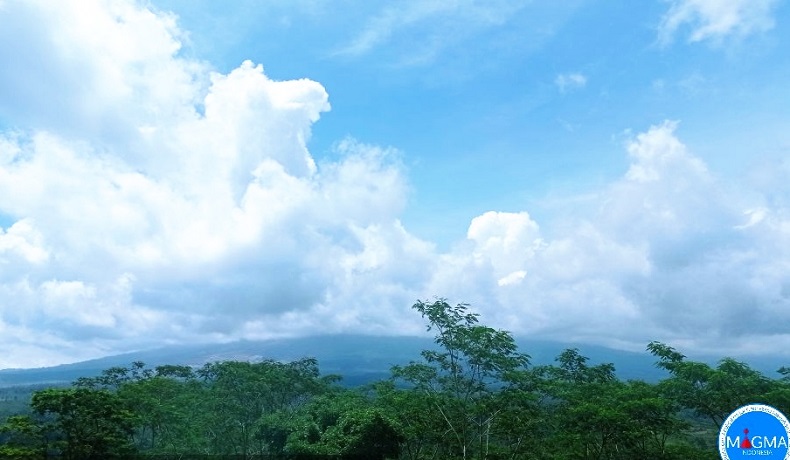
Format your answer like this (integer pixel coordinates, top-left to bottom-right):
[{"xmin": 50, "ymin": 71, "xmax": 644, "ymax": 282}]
[{"xmin": 719, "ymin": 404, "xmax": 790, "ymax": 460}]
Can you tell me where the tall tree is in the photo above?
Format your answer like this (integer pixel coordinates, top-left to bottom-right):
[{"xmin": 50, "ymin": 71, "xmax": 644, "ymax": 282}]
[
  {"xmin": 30, "ymin": 387, "xmax": 136, "ymax": 459},
  {"xmin": 196, "ymin": 357, "xmax": 331, "ymax": 457},
  {"xmin": 647, "ymin": 341, "xmax": 776, "ymax": 428},
  {"xmin": 392, "ymin": 299, "xmax": 529, "ymax": 459},
  {"xmin": 118, "ymin": 371, "xmax": 208, "ymax": 455}
]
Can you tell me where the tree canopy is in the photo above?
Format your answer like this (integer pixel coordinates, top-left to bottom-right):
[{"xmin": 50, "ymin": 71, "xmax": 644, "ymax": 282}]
[{"xmin": 1, "ymin": 299, "xmax": 785, "ymax": 459}]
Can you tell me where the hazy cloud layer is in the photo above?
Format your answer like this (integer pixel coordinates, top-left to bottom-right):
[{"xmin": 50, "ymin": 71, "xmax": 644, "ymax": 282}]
[
  {"xmin": 0, "ymin": 1, "xmax": 787, "ymax": 367},
  {"xmin": 332, "ymin": 0, "xmax": 530, "ymax": 65},
  {"xmin": 659, "ymin": 0, "xmax": 780, "ymax": 44}
]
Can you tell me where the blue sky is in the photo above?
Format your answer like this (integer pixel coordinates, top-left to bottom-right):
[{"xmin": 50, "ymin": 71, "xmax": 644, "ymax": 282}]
[
  {"xmin": 154, "ymin": 0, "xmax": 790, "ymax": 245},
  {"xmin": 0, "ymin": 0, "xmax": 788, "ymax": 367}
]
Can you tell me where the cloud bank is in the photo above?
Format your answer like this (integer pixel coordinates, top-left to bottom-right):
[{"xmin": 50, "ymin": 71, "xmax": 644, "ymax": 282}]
[
  {"xmin": 433, "ymin": 122, "xmax": 790, "ymax": 355},
  {"xmin": 0, "ymin": 1, "xmax": 787, "ymax": 367}
]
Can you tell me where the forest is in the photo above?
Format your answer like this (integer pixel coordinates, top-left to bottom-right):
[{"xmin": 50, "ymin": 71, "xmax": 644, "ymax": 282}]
[{"xmin": 1, "ymin": 299, "xmax": 787, "ymax": 459}]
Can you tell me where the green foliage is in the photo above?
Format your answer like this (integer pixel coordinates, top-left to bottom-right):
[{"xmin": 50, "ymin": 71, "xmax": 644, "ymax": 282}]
[
  {"xmin": 392, "ymin": 299, "xmax": 530, "ymax": 459},
  {"xmin": 286, "ymin": 389, "xmax": 403, "ymax": 459},
  {"xmin": 196, "ymin": 357, "xmax": 332, "ymax": 457},
  {"xmin": 119, "ymin": 373, "xmax": 207, "ymax": 454},
  {"xmin": 0, "ymin": 384, "xmax": 57, "ymax": 423},
  {"xmin": 0, "ymin": 414, "xmax": 45, "ymax": 459},
  {"xmin": 31, "ymin": 387, "xmax": 136, "ymax": 459},
  {"xmin": 648, "ymin": 341, "xmax": 778, "ymax": 427},
  {"xmin": 374, "ymin": 380, "xmax": 449, "ymax": 460},
  {"xmin": 1, "ymin": 300, "xmax": 787, "ymax": 460}
]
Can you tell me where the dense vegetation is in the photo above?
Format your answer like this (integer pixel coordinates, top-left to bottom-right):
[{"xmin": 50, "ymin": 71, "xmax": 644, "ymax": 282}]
[{"xmin": 1, "ymin": 299, "xmax": 788, "ymax": 459}]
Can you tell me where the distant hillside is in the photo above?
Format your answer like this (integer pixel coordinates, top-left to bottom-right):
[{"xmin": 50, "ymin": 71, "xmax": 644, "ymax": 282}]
[
  {"xmin": 0, "ymin": 335, "xmax": 433, "ymax": 388},
  {"xmin": 0, "ymin": 335, "xmax": 785, "ymax": 388}
]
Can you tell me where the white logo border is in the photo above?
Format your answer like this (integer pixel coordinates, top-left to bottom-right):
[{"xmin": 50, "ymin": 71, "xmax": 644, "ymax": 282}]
[{"xmin": 719, "ymin": 404, "xmax": 790, "ymax": 460}]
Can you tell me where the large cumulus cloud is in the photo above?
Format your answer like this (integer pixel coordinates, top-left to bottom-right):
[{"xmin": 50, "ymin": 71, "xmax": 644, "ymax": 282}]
[
  {"xmin": 0, "ymin": 0, "xmax": 787, "ymax": 368},
  {"xmin": 430, "ymin": 122, "xmax": 790, "ymax": 356},
  {"xmin": 0, "ymin": 0, "xmax": 434, "ymax": 367}
]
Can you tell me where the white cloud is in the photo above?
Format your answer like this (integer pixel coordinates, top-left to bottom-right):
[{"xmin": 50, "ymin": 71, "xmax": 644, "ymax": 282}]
[
  {"xmin": 0, "ymin": 0, "xmax": 788, "ymax": 367},
  {"xmin": 333, "ymin": 0, "xmax": 529, "ymax": 62},
  {"xmin": 554, "ymin": 73, "xmax": 587, "ymax": 93},
  {"xmin": 0, "ymin": 0, "xmax": 432, "ymax": 367},
  {"xmin": 427, "ymin": 121, "xmax": 790, "ymax": 357},
  {"xmin": 497, "ymin": 270, "xmax": 526, "ymax": 287},
  {"xmin": 467, "ymin": 211, "xmax": 542, "ymax": 277},
  {"xmin": 658, "ymin": 0, "xmax": 780, "ymax": 44},
  {"xmin": 0, "ymin": 219, "xmax": 49, "ymax": 264},
  {"xmin": 0, "ymin": 0, "xmax": 203, "ymax": 143}
]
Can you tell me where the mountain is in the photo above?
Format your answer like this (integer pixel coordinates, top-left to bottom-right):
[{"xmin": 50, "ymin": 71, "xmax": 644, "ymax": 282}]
[
  {"xmin": 0, "ymin": 335, "xmax": 785, "ymax": 388},
  {"xmin": 0, "ymin": 335, "xmax": 432, "ymax": 388}
]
